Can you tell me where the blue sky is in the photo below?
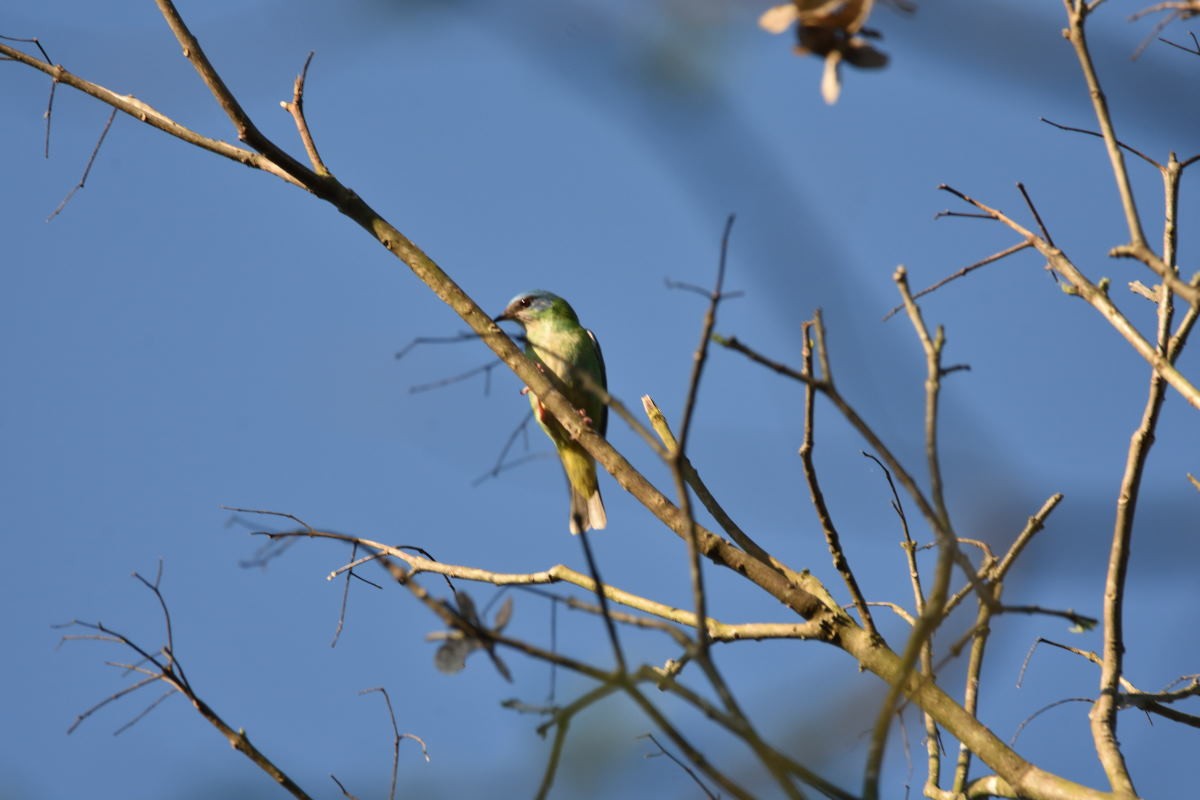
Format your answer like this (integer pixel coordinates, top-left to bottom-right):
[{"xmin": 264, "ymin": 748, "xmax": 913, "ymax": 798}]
[{"xmin": 3, "ymin": 1, "xmax": 1199, "ymax": 798}]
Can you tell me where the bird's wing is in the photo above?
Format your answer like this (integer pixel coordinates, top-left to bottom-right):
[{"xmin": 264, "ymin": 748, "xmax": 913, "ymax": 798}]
[{"xmin": 587, "ymin": 329, "xmax": 609, "ymax": 438}]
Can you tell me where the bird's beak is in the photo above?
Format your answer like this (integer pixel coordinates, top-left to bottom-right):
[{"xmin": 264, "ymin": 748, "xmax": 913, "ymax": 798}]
[{"xmin": 493, "ymin": 308, "xmax": 512, "ymax": 323}]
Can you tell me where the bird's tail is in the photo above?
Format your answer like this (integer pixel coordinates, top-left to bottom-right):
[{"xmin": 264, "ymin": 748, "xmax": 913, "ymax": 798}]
[
  {"xmin": 569, "ymin": 485, "xmax": 606, "ymax": 535},
  {"xmin": 562, "ymin": 445, "xmax": 606, "ymax": 534}
]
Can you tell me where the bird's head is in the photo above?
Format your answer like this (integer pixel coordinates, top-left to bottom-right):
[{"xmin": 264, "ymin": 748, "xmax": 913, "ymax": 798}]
[{"xmin": 493, "ymin": 290, "xmax": 579, "ymax": 329}]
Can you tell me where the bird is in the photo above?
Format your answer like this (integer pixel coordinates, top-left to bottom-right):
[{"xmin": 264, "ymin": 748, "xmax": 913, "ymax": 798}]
[{"xmin": 494, "ymin": 290, "xmax": 608, "ymax": 534}]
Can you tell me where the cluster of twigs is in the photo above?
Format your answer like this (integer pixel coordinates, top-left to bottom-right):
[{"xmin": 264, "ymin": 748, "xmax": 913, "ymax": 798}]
[{"xmin": 8, "ymin": 1, "xmax": 1199, "ymax": 798}]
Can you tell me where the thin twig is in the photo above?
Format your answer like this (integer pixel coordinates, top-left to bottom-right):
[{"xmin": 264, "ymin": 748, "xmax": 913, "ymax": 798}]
[
  {"xmin": 330, "ymin": 542, "xmax": 359, "ymax": 647},
  {"xmin": 360, "ymin": 687, "xmax": 430, "ymax": 800},
  {"xmin": 1010, "ymin": 698, "xmax": 1093, "ymax": 746},
  {"xmin": 939, "ymin": 183, "xmax": 1200, "ymax": 407},
  {"xmin": 864, "ymin": 268, "xmax": 961, "ymax": 800},
  {"xmin": 641, "ymin": 395, "xmax": 805, "ymax": 585},
  {"xmin": 281, "ymin": 52, "xmax": 329, "ymax": 175},
  {"xmin": 799, "ymin": 321, "xmax": 875, "ymax": 637},
  {"xmin": 471, "ymin": 415, "xmax": 539, "ymax": 486},
  {"xmin": 881, "ymin": 241, "xmax": 1033, "ymax": 321},
  {"xmin": 671, "ymin": 214, "xmax": 738, "ymax": 656},
  {"xmin": 61, "ymin": 569, "xmax": 315, "ymax": 799},
  {"xmin": 530, "ymin": 681, "xmax": 624, "ymax": 799},
  {"xmin": 280, "ymin": 523, "xmax": 829, "ymax": 640},
  {"xmin": 1016, "ymin": 182, "xmax": 1056, "ymax": 248},
  {"xmin": 411, "ymin": 361, "xmax": 503, "ymax": 395},
  {"xmin": 639, "ymin": 733, "xmax": 719, "ymax": 799},
  {"xmin": 0, "ymin": 35, "xmax": 56, "ymax": 157},
  {"xmin": 47, "ymin": 108, "xmax": 116, "ymax": 220},
  {"xmin": 1000, "ymin": 605, "xmax": 1097, "ymax": 630},
  {"xmin": 1039, "ymin": 117, "xmax": 1160, "ymax": 169}
]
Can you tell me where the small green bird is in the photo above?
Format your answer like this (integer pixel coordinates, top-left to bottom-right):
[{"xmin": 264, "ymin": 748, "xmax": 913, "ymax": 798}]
[{"xmin": 494, "ymin": 291, "xmax": 608, "ymax": 534}]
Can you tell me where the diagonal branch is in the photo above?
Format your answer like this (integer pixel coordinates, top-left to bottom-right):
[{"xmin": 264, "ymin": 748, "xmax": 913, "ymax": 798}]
[
  {"xmin": 0, "ymin": 41, "xmax": 302, "ymax": 187},
  {"xmin": 939, "ymin": 183, "xmax": 1200, "ymax": 410},
  {"xmin": 3, "ymin": 6, "xmax": 834, "ymax": 626}
]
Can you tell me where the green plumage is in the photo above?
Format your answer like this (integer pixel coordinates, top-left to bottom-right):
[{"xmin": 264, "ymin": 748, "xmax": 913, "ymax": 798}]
[{"xmin": 495, "ymin": 291, "xmax": 608, "ymax": 534}]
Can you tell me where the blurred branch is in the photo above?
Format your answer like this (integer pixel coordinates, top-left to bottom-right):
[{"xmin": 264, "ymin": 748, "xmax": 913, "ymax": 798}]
[
  {"xmin": 639, "ymin": 733, "xmax": 719, "ymax": 799},
  {"xmin": 1130, "ymin": 2, "xmax": 1200, "ymax": 56},
  {"xmin": 575, "ymin": 526, "xmax": 627, "ymax": 673}
]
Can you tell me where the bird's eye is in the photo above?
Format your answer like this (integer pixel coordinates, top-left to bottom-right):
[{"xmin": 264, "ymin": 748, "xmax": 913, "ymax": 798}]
[{"xmin": 519, "ymin": 297, "xmax": 533, "ymax": 308}]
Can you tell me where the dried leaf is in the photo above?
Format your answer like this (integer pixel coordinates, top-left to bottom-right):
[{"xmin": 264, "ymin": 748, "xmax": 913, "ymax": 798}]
[
  {"xmin": 434, "ymin": 638, "xmax": 476, "ymax": 674},
  {"xmin": 821, "ymin": 50, "xmax": 843, "ymax": 104},
  {"xmin": 760, "ymin": 4, "xmax": 800, "ymax": 34},
  {"xmin": 455, "ymin": 591, "xmax": 479, "ymax": 625},
  {"xmin": 492, "ymin": 596, "xmax": 514, "ymax": 632}
]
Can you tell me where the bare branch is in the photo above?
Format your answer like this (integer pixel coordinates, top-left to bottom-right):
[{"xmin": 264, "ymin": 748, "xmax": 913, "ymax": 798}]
[
  {"xmin": 939, "ymin": 183, "xmax": 1200, "ymax": 407},
  {"xmin": 671, "ymin": 214, "xmax": 738, "ymax": 657},
  {"xmin": 360, "ymin": 687, "xmax": 429, "ymax": 800},
  {"xmin": 641, "ymin": 395, "xmax": 806, "ymax": 586},
  {"xmin": 47, "ymin": 108, "xmax": 116, "ymax": 221},
  {"xmin": 278, "ymin": 525, "xmax": 829, "ymax": 641},
  {"xmin": 1039, "ymin": 117, "xmax": 1160, "ymax": 168},
  {"xmin": 799, "ymin": 321, "xmax": 875, "ymax": 637},
  {"xmin": 882, "ymin": 241, "xmax": 1033, "ymax": 322},
  {"xmin": 280, "ymin": 52, "xmax": 328, "ymax": 175},
  {"xmin": 60, "ymin": 568, "xmax": 315, "ymax": 799},
  {"xmin": 639, "ymin": 733, "xmax": 719, "ymax": 799},
  {"xmin": 575, "ymin": 529, "xmax": 627, "ymax": 673}
]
